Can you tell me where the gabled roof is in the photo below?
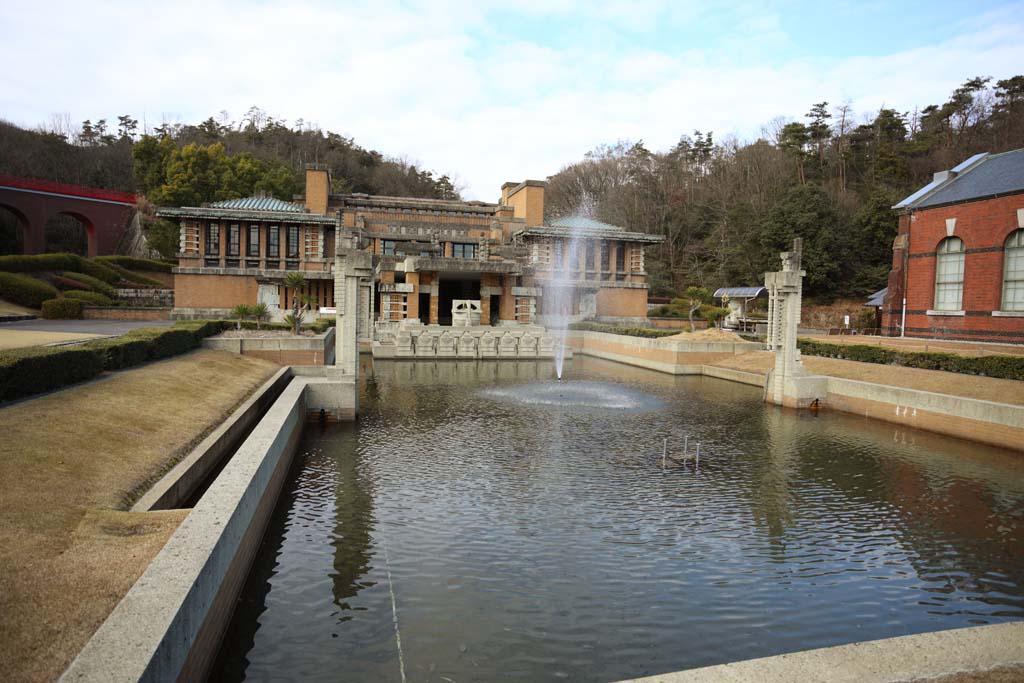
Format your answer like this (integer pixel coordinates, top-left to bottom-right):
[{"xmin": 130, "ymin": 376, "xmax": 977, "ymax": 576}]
[
  {"xmin": 865, "ymin": 287, "xmax": 888, "ymax": 307},
  {"xmin": 894, "ymin": 149, "xmax": 1024, "ymax": 211},
  {"xmin": 548, "ymin": 215, "xmax": 621, "ymax": 231},
  {"xmin": 518, "ymin": 214, "xmax": 664, "ymax": 243},
  {"xmin": 208, "ymin": 196, "xmax": 307, "ymax": 213},
  {"xmin": 714, "ymin": 286, "xmax": 766, "ymax": 299}
]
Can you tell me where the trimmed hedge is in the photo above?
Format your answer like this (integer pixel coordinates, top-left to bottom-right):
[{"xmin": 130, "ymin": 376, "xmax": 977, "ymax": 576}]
[
  {"xmin": 74, "ymin": 259, "xmax": 121, "ymax": 284},
  {"xmin": 62, "ymin": 271, "xmax": 117, "ymax": 297},
  {"xmin": 569, "ymin": 321, "xmax": 679, "ymax": 338},
  {"xmin": 41, "ymin": 298, "xmax": 84, "ymax": 319},
  {"xmin": 0, "ymin": 253, "xmax": 80, "ymax": 273},
  {"xmin": 797, "ymin": 339, "xmax": 1024, "ymax": 381},
  {"xmin": 0, "ymin": 321, "xmax": 226, "ymax": 402},
  {"xmin": 0, "ymin": 272, "xmax": 58, "ymax": 308},
  {"xmin": 0, "ymin": 345, "xmax": 105, "ymax": 401},
  {"xmin": 51, "ymin": 275, "xmax": 94, "ymax": 291},
  {"xmin": 100, "ymin": 261, "xmax": 165, "ymax": 287},
  {"xmin": 63, "ymin": 290, "xmax": 114, "ymax": 306},
  {"xmin": 95, "ymin": 256, "xmax": 174, "ymax": 273}
]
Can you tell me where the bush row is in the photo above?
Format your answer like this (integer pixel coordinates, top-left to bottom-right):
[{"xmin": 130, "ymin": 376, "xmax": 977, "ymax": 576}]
[
  {"xmin": 41, "ymin": 298, "xmax": 84, "ymax": 319},
  {"xmin": 568, "ymin": 321, "xmax": 679, "ymax": 338},
  {"xmin": 797, "ymin": 339, "xmax": 1024, "ymax": 381},
  {"xmin": 0, "ymin": 252, "xmax": 161, "ymax": 287},
  {"xmin": 0, "ymin": 272, "xmax": 59, "ymax": 308},
  {"xmin": 95, "ymin": 255, "xmax": 174, "ymax": 273},
  {"xmin": 63, "ymin": 290, "xmax": 114, "ymax": 306},
  {"xmin": 62, "ymin": 271, "xmax": 117, "ymax": 297},
  {"xmin": 0, "ymin": 320, "xmax": 223, "ymax": 401}
]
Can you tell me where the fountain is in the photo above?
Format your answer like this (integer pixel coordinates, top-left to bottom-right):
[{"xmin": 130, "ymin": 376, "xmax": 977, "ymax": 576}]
[{"xmin": 547, "ymin": 196, "xmax": 597, "ymax": 379}]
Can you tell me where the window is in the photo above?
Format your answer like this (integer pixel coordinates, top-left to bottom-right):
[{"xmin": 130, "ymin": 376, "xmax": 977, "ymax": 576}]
[
  {"xmin": 452, "ymin": 243, "xmax": 477, "ymax": 259},
  {"xmin": 615, "ymin": 241, "xmax": 626, "ymax": 272},
  {"xmin": 227, "ymin": 224, "xmax": 240, "ymax": 257},
  {"xmin": 382, "ymin": 240, "xmax": 397, "ymax": 256},
  {"xmin": 248, "ymin": 225, "xmax": 260, "ymax": 257},
  {"xmin": 934, "ymin": 236, "xmax": 965, "ymax": 311},
  {"xmin": 569, "ymin": 242, "xmax": 580, "ymax": 270},
  {"xmin": 287, "ymin": 226, "xmax": 300, "ymax": 259},
  {"xmin": 585, "ymin": 241, "xmax": 595, "ymax": 270},
  {"xmin": 1002, "ymin": 229, "xmax": 1024, "ymax": 312},
  {"xmin": 552, "ymin": 239, "xmax": 563, "ymax": 267},
  {"xmin": 600, "ymin": 242, "xmax": 609, "ymax": 270},
  {"xmin": 205, "ymin": 223, "xmax": 220, "ymax": 256},
  {"xmin": 267, "ymin": 226, "xmax": 280, "ymax": 258}
]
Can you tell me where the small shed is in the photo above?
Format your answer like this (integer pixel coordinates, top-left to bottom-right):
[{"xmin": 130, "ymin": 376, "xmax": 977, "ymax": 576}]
[{"xmin": 713, "ymin": 286, "xmax": 767, "ymax": 328}]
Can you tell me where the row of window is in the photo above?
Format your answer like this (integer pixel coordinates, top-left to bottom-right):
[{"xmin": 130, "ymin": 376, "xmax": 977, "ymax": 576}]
[
  {"xmin": 381, "ymin": 240, "xmax": 477, "ymax": 259},
  {"xmin": 205, "ymin": 223, "xmax": 302, "ymax": 259},
  {"xmin": 932, "ymin": 229, "xmax": 1024, "ymax": 311},
  {"xmin": 552, "ymin": 240, "xmax": 626, "ymax": 271}
]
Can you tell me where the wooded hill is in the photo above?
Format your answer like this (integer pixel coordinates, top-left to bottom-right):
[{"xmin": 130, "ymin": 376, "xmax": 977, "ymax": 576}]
[{"xmin": 545, "ymin": 76, "xmax": 1024, "ymax": 299}]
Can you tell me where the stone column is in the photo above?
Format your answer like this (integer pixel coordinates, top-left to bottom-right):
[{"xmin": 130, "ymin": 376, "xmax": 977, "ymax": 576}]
[
  {"xmin": 764, "ymin": 238, "xmax": 827, "ymax": 408},
  {"xmin": 499, "ymin": 274, "xmax": 515, "ymax": 322},
  {"xmin": 335, "ymin": 237, "xmax": 372, "ymax": 376},
  {"xmin": 406, "ymin": 271, "xmax": 420, "ymax": 321}
]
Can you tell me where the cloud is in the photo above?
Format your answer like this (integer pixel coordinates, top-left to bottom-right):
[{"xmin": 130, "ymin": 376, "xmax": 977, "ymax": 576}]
[{"xmin": 1, "ymin": 0, "xmax": 1022, "ymax": 200}]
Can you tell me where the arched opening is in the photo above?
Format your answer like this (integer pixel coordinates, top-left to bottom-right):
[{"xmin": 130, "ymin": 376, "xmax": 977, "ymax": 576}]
[
  {"xmin": 43, "ymin": 212, "xmax": 95, "ymax": 256},
  {"xmin": 0, "ymin": 203, "xmax": 28, "ymax": 255}
]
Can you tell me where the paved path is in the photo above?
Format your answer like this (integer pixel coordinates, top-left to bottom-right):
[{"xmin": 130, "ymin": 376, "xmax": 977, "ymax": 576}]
[
  {"xmin": 803, "ymin": 334, "xmax": 1024, "ymax": 357},
  {"xmin": 0, "ymin": 318, "xmax": 173, "ymax": 336}
]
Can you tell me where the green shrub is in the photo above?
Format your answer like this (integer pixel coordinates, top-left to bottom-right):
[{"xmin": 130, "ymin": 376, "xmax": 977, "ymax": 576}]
[
  {"xmin": 100, "ymin": 261, "xmax": 165, "ymax": 287},
  {"xmin": 0, "ymin": 253, "xmax": 79, "ymax": 273},
  {"xmin": 41, "ymin": 298, "xmax": 84, "ymax": 319},
  {"xmin": 63, "ymin": 290, "xmax": 114, "ymax": 306},
  {"xmin": 0, "ymin": 272, "xmax": 59, "ymax": 308},
  {"xmin": 62, "ymin": 271, "xmax": 117, "ymax": 297},
  {"xmin": 797, "ymin": 339, "xmax": 1024, "ymax": 381},
  {"xmin": 125, "ymin": 327, "xmax": 198, "ymax": 359},
  {"xmin": 0, "ymin": 344, "xmax": 105, "ymax": 401},
  {"xmin": 82, "ymin": 336, "xmax": 151, "ymax": 370},
  {"xmin": 51, "ymin": 275, "xmax": 94, "ymax": 291},
  {"xmin": 95, "ymin": 256, "xmax": 174, "ymax": 273},
  {"xmin": 74, "ymin": 259, "xmax": 121, "ymax": 284},
  {"xmin": 173, "ymin": 319, "xmax": 223, "ymax": 342},
  {"xmin": 568, "ymin": 321, "xmax": 678, "ymax": 338}
]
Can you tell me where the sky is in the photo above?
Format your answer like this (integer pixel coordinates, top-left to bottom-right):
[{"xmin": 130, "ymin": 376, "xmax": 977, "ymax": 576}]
[{"xmin": 1, "ymin": 0, "xmax": 1023, "ymax": 200}]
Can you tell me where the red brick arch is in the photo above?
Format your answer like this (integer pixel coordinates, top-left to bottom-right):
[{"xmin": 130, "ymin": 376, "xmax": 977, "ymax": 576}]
[{"xmin": 0, "ymin": 174, "xmax": 136, "ymax": 256}]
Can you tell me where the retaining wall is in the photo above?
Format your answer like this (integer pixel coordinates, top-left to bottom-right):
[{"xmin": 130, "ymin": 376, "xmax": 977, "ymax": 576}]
[
  {"xmin": 61, "ymin": 377, "xmax": 319, "ymax": 683},
  {"xmin": 83, "ymin": 306, "xmax": 171, "ymax": 321},
  {"xmin": 203, "ymin": 327, "xmax": 335, "ymax": 366},
  {"xmin": 571, "ymin": 330, "xmax": 1024, "ymax": 451}
]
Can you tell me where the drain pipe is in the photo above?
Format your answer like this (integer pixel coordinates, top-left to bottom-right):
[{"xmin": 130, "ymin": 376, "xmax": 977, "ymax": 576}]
[{"xmin": 900, "ymin": 297, "xmax": 907, "ymax": 338}]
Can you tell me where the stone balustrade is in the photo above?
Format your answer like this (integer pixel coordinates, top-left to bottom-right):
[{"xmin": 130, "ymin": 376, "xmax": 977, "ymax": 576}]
[{"xmin": 374, "ymin": 323, "xmax": 565, "ymax": 360}]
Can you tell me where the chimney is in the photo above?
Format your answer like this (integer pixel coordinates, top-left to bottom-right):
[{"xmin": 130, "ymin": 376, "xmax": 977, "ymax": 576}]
[
  {"xmin": 305, "ymin": 163, "xmax": 330, "ymax": 214},
  {"xmin": 502, "ymin": 180, "xmax": 547, "ymax": 227}
]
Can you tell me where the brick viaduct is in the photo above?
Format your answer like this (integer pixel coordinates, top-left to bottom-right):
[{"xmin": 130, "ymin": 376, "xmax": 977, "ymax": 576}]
[{"xmin": 0, "ymin": 173, "xmax": 137, "ymax": 256}]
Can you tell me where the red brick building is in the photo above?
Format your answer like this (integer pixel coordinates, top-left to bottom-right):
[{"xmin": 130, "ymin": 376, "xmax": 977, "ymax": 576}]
[{"xmin": 882, "ymin": 149, "xmax": 1024, "ymax": 343}]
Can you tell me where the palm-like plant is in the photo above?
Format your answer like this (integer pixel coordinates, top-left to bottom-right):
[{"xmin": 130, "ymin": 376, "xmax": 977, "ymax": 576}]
[
  {"xmin": 283, "ymin": 272, "xmax": 309, "ymax": 335},
  {"xmin": 251, "ymin": 302, "xmax": 269, "ymax": 330},
  {"xmin": 231, "ymin": 303, "xmax": 252, "ymax": 330}
]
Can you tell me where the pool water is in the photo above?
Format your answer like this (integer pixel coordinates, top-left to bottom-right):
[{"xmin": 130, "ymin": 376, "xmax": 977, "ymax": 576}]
[{"xmin": 212, "ymin": 356, "xmax": 1024, "ymax": 682}]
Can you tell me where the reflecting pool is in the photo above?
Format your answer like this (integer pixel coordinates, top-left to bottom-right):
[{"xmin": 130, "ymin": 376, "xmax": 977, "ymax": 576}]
[{"xmin": 212, "ymin": 356, "xmax": 1024, "ymax": 682}]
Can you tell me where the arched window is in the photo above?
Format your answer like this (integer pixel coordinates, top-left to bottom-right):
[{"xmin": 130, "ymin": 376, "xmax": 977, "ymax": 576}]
[
  {"xmin": 1002, "ymin": 229, "xmax": 1024, "ymax": 312},
  {"xmin": 934, "ymin": 236, "xmax": 965, "ymax": 311}
]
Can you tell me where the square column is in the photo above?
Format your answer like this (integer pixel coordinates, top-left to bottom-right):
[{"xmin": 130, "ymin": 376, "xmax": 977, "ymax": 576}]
[{"xmin": 406, "ymin": 272, "xmax": 420, "ymax": 321}]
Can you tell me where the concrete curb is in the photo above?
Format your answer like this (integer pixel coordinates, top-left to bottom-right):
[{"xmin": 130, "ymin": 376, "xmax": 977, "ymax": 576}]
[
  {"xmin": 613, "ymin": 621, "xmax": 1024, "ymax": 683},
  {"xmin": 130, "ymin": 366, "xmax": 293, "ymax": 511},
  {"xmin": 60, "ymin": 378, "xmax": 313, "ymax": 683}
]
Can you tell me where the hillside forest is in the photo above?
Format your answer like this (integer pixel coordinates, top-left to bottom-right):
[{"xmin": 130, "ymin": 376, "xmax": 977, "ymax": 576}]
[{"xmin": 1, "ymin": 76, "xmax": 1023, "ymax": 299}]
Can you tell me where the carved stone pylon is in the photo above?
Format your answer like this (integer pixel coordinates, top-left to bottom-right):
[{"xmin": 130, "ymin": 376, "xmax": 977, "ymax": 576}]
[{"xmin": 764, "ymin": 238, "xmax": 827, "ymax": 408}]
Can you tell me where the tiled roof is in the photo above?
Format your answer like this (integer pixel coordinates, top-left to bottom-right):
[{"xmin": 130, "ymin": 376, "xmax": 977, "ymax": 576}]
[
  {"xmin": 865, "ymin": 287, "xmax": 888, "ymax": 307},
  {"xmin": 208, "ymin": 196, "xmax": 307, "ymax": 213},
  {"xmin": 894, "ymin": 149, "xmax": 1024, "ymax": 210}
]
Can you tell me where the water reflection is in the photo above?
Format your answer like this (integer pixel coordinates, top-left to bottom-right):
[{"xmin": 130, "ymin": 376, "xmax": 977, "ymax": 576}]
[{"xmin": 213, "ymin": 355, "xmax": 1024, "ymax": 683}]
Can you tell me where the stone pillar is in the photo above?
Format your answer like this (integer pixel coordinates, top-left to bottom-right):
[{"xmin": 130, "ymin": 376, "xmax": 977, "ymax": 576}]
[
  {"xmin": 499, "ymin": 274, "xmax": 515, "ymax": 322},
  {"xmin": 479, "ymin": 293, "xmax": 490, "ymax": 327},
  {"xmin": 764, "ymin": 238, "xmax": 827, "ymax": 408},
  {"xmin": 429, "ymin": 284, "xmax": 439, "ymax": 325},
  {"xmin": 335, "ymin": 236, "xmax": 372, "ymax": 376},
  {"xmin": 406, "ymin": 271, "xmax": 420, "ymax": 321}
]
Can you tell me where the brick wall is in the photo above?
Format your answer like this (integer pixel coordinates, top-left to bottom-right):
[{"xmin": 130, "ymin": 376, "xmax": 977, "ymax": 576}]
[
  {"xmin": 595, "ymin": 287, "xmax": 647, "ymax": 317},
  {"xmin": 175, "ymin": 273, "xmax": 258, "ymax": 308},
  {"xmin": 882, "ymin": 193, "xmax": 1024, "ymax": 342}
]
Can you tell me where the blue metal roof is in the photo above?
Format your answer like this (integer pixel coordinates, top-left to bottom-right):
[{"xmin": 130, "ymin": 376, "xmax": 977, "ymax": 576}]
[
  {"xmin": 894, "ymin": 149, "xmax": 1024, "ymax": 210},
  {"xmin": 714, "ymin": 286, "xmax": 766, "ymax": 299},
  {"xmin": 208, "ymin": 196, "xmax": 307, "ymax": 213}
]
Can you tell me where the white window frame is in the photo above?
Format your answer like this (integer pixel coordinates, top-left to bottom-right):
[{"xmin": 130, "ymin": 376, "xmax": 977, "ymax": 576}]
[
  {"xmin": 1000, "ymin": 229, "xmax": 1024, "ymax": 312},
  {"xmin": 933, "ymin": 236, "xmax": 964, "ymax": 312}
]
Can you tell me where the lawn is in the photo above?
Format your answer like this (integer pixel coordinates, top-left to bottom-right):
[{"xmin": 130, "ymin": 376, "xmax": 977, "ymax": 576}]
[{"xmin": 0, "ymin": 349, "xmax": 278, "ymax": 682}]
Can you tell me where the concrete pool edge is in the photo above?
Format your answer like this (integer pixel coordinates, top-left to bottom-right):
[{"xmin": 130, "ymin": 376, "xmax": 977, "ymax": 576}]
[
  {"xmin": 571, "ymin": 331, "xmax": 1024, "ymax": 451},
  {"xmin": 613, "ymin": 621, "xmax": 1024, "ymax": 683},
  {"xmin": 59, "ymin": 377, "xmax": 315, "ymax": 683}
]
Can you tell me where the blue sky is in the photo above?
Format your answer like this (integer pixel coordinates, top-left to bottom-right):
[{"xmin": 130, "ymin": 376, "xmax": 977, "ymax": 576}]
[{"xmin": 1, "ymin": 0, "xmax": 1022, "ymax": 199}]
